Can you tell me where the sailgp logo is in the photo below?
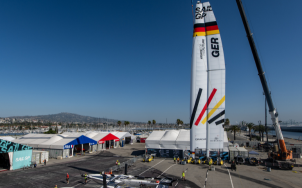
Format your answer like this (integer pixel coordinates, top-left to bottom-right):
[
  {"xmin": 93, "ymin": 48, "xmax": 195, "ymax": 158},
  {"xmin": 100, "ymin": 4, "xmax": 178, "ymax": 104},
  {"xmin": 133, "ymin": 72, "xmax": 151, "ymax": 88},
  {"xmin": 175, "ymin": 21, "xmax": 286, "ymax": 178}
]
[
  {"xmin": 195, "ymin": 6, "xmax": 212, "ymax": 19},
  {"xmin": 195, "ymin": 7, "xmax": 206, "ymax": 19}
]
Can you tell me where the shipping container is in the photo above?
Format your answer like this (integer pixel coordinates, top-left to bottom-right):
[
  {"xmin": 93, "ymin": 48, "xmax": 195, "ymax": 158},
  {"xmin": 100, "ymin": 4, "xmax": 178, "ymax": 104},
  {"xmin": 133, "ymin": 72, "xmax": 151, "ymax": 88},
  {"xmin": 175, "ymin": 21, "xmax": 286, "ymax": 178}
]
[
  {"xmin": 32, "ymin": 150, "xmax": 49, "ymax": 163},
  {"xmin": 31, "ymin": 153, "xmax": 40, "ymax": 164}
]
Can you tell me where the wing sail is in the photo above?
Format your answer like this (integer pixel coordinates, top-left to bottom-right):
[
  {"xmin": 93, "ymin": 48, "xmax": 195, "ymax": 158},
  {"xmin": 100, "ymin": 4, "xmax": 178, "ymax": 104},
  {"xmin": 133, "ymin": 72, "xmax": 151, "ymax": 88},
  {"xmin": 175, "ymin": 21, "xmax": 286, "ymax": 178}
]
[{"xmin": 190, "ymin": 1, "xmax": 226, "ymax": 155}]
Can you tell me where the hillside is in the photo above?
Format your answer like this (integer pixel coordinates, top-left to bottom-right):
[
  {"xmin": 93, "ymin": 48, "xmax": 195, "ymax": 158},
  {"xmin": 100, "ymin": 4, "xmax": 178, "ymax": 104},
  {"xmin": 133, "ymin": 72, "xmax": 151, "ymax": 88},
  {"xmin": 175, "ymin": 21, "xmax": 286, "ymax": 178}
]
[{"xmin": 9, "ymin": 112, "xmax": 117, "ymax": 123}]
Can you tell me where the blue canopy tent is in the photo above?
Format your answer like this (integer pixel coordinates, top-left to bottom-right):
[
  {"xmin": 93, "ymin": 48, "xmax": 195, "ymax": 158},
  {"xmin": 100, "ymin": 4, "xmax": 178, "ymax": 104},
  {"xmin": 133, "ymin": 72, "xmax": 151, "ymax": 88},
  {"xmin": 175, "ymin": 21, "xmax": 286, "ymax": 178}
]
[
  {"xmin": 66, "ymin": 135, "xmax": 97, "ymax": 147},
  {"xmin": 65, "ymin": 135, "xmax": 97, "ymax": 154}
]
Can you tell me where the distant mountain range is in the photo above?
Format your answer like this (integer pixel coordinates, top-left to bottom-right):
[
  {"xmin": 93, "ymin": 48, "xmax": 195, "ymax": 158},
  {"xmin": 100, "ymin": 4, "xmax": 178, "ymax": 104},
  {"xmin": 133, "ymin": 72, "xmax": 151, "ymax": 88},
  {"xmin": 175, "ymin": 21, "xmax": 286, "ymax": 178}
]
[{"xmin": 9, "ymin": 112, "xmax": 120, "ymax": 123}]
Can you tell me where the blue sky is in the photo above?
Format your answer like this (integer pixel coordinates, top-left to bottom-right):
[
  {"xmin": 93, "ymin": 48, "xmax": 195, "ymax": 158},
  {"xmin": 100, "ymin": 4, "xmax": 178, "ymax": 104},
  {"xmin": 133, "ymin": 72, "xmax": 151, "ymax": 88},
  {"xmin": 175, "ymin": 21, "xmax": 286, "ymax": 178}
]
[{"xmin": 1, "ymin": 0, "xmax": 302, "ymax": 124}]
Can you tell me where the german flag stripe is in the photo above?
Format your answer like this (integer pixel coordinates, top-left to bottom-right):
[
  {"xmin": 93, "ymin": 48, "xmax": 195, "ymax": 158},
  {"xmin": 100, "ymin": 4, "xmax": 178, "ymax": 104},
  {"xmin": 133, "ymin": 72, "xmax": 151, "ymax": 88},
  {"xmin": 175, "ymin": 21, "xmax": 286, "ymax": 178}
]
[
  {"xmin": 206, "ymin": 30, "xmax": 220, "ymax": 35},
  {"xmin": 194, "ymin": 27, "xmax": 205, "ymax": 32},
  {"xmin": 193, "ymin": 21, "xmax": 217, "ymax": 28},
  {"xmin": 206, "ymin": 25, "xmax": 219, "ymax": 31},
  {"xmin": 194, "ymin": 23, "xmax": 205, "ymax": 28},
  {"xmin": 193, "ymin": 32, "xmax": 206, "ymax": 36},
  {"xmin": 205, "ymin": 21, "xmax": 217, "ymax": 27},
  {"xmin": 193, "ymin": 30, "xmax": 219, "ymax": 37},
  {"xmin": 193, "ymin": 21, "xmax": 219, "ymax": 37}
]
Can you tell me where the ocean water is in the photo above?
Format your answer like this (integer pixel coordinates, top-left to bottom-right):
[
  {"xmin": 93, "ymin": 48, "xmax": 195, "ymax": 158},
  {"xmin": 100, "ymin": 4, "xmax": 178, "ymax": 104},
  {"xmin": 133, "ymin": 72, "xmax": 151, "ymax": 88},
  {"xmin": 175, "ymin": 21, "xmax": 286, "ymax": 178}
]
[{"xmin": 268, "ymin": 130, "xmax": 302, "ymax": 140}]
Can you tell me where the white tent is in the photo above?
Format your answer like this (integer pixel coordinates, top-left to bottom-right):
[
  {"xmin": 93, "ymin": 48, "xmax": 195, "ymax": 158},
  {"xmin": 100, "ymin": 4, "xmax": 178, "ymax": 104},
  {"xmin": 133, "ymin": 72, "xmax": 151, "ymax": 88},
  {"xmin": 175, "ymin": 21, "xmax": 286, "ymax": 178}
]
[
  {"xmin": 146, "ymin": 130, "xmax": 190, "ymax": 150},
  {"xmin": 112, "ymin": 132, "xmax": 135, "ymax": 140},
  {"xmin": 14, "ymin": 134, "xmax": 56, "ymax": 147},
  {"xmin": 175, "ymin": 130, "xmax": 190, "ymax": 150},
  {"xmin": 85, "ymin": 132, "xmax": 100, "ymax": 138},
  {"xmin": 90, "ymin": 132, "xmax": 109, "ymax": 143},
  {"xmin": 50, "ymin": 133, "xmax": 83, "ymax": 149},
  {"xmin": 0, "ymin": 136, "xmax": 15, "ymax": 141},
  {"xmin": 38, "ymin": 135, "xmax": 68, "ymax": 149},
  {"xmin": 145, "ymin": 131, "xmax": 166, "ymax": 149},
  {"xmin": 160, "ymin": 130, "xmax": 180, "ymax": 149},
  {"xmin": 146, "ymin": 130, "xmax": 228, "ymax": 152}
]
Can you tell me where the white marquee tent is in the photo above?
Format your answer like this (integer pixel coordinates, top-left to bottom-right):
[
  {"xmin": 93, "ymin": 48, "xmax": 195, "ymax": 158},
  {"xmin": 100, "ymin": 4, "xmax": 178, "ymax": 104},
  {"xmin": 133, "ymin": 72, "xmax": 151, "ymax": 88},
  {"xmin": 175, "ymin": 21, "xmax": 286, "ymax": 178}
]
[
  {"xmin": 146, "ymin": 130, "xmax": 228, "ymax": 151},
  {"xmin": 0, "ymin": 136, "xmax": 15, "ymax": 141}
]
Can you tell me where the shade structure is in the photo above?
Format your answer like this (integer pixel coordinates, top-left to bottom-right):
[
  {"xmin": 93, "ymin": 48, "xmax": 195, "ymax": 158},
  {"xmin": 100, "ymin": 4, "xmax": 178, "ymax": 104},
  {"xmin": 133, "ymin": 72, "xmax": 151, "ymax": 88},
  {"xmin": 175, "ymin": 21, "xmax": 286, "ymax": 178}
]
[
  {"xmin": 89, "ymin": 132, "xmax": 109, "ymax": 143},
  {"xmin": 13, "ymin": 134, "xmax": 57, "ymax": 148},
  {"xmin": 176, "ymin": 130, "xmax": 190, "ymax": 150},
  {"xmin": 160, "ymin": 130, "xmax": 180, "ymax": 149},
  {"xmin": 0, "ymin": 136, "xmax": 15, "ymax": 141},
  {"xmin": 98, "ymin": 133, "xmax": 119, "ymax": 144},
  {"xmin": 112, "ymin": 132, "xmax": 135, "ymax": 140},
  {"xmin": 85, "ymin": 132, "xmax": 99, "ymax": 138},
  {"xmin": 38, "ymin": 135, "xmax": 68, "ymax": 149},
  {"xmin": 50, "ymin": 133, "xmax": 97, "ymax": 149},
  {"xmin": 145, "ymin": 131, "xmax": 168, "ymax": 149},
  {"xmin": 146, "ymin": 130, "xmax": 228, "ymax": 151}
]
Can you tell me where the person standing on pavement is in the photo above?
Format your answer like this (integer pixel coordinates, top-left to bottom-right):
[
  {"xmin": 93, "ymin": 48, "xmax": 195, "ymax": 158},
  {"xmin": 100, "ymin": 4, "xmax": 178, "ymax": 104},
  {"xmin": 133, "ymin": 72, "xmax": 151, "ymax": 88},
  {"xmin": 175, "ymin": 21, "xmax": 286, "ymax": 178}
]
[
  {"xmin": 44, "ymin": 159, "xmax": 46, "ymax": 166},
  {"xmin": 182, "ymin": 171, "xmax": 185, "ymax": 181},
  {"xmin": 174, "ymin": 156, "xmax": 176, "ymax": 163},
  {"xmin": 66, "ymin": 173, "xmax": 69, "ymax": 184},
  {"xmin": 54, "ymin": 185, "xmax": 57, "ymax": 188},
  {"xmin": 84, "ymin": 173, "xmax": 88, "ymax": 184}
]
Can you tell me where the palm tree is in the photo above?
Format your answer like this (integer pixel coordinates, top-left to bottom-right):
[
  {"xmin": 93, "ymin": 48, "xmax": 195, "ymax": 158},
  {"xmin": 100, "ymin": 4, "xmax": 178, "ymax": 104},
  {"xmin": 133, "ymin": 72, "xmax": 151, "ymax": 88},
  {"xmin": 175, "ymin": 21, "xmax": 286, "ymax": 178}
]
[
  {"xmin": 247, "ymin": 123, "xmax": 254, "ymax": 141},
  {"xmin": 229, "ymin": 125, "xmax": 240, "ymax": 141},
  {"xmin": 259, "ymin": 125, "xmax": 265, "ymax": 141},
  {"xmin": 117, "ymin": 121, "xmax": 121, "ymax": 130},
  {"xmin": 152, "ymin": 120, "xmax": 156, "ymax": 129},
  {"xmin": 225, "ymin": 118, "xmax": 230, "ymax": 126},
  {"xmin": 124, "ymin": 121, "xmax": 130, "ymax": 131},
  {"xmin": 176, "ymin": 119, "xmax": 181, "ymax": 126},
  {"xmin": 258, "ymin": 124, "xmax": 262, "ymax": 141},
  {"xmin": 252, "ymin": 126, "xmax": 260, "ymax": 141},
  {"xmin": 148, "ymin": 121, "xmax": 151, "ymax": 130}
]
